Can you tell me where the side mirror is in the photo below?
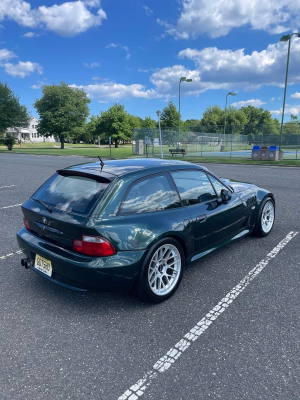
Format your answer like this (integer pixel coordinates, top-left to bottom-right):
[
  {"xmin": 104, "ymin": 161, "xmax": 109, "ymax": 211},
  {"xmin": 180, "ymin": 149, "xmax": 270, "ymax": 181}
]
[{"xmin": 221, "ymin": 189, "xmax": 232, "ymax": 203}]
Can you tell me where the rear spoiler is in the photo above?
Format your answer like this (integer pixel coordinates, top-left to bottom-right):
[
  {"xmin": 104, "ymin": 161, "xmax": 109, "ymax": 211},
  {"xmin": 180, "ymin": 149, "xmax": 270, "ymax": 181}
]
[{"xmin": 57, "ymin": 169, "xmax": 115, "ymax": 182}]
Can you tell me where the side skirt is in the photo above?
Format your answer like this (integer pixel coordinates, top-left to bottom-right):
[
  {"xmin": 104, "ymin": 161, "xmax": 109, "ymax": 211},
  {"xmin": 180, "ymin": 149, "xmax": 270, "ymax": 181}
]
[{"xmin": 187, "ymin": 228, "xmax": 253, "ymax": 264}]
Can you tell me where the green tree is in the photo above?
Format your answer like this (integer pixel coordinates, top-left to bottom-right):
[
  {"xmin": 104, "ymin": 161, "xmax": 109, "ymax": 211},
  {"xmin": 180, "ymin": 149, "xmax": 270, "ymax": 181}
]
[
  {"xmin": 290, "ymin": 114, "xmax": 299, "ymax": 122},
  {"xmin": 0, "ymin": 82, "xmax": 29, "ymax": 136},
  {"xmin": 183, "ymin": 118, "xmax": 201, "ymax": 128},
  {"xmin": 283, "ymin": 121, "xmax": 299, "ymax": 135},
  {"xmin": 34, "ymin": 82, "xmax": 90, "ymax": 149},
  {"xmin": 201, "ymin": 106, "xmax": 224, "ymax": 132},
  {"xmin": 160, "ymin": 101, "xmax": 180, "ymax": 128},
  {"xmin": 240, "ymin": 105, "xmax": 278, "ymax": 135},
  {"xmin": 84, "ymin": 115, "xmax": 103, "ymax": 143},
  {"xmin": 241, "ymin": 106, "xmax": 273, "ymax": 125},
  {"xmin": 128, "ymin": 115, "xmax": 142, "ymax": 129},
  {"xmin": 141, "ymin": 116, "xmax": 157, "ymax": 129},
  {"xmin": 226, "ymin": 107, "xmax": 247, "ymax": 134},
  {"xmin": 99, "ymin": 103, "xmax": 132, "ymax": 148}
]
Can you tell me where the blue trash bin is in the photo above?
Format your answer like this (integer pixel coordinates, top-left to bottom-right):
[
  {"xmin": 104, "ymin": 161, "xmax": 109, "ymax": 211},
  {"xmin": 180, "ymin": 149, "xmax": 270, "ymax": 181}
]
[{"xmin": 251, "ymin": 145, "xmax": 261, "ymax": 160}]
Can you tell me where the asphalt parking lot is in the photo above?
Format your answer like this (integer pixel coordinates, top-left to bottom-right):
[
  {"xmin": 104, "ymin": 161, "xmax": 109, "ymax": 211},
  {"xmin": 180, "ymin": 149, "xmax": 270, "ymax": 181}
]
[{"xmin": 0, "ymin": 153, "xmax": 299, "ymax": 400}]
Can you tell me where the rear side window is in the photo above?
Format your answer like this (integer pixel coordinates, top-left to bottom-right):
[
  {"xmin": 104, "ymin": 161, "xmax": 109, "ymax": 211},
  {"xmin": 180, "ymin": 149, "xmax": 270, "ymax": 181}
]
[
  {"xmin": 120, "ymin": 173, "xmax": 181, "ymax": 215},
  {"xmin": 171, "ymin": 170, "xmax": 217, "ymax": 206},
  {"xmin": 33, "ymin": 173, "xmax": 109, "ymax": 215}
]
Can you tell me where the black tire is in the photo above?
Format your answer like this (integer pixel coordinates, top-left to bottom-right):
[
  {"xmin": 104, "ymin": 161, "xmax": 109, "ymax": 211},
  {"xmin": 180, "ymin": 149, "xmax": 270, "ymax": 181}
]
[
  {"xmin": 253, "ymin": 197, "xmax": 275, "ymax": 237},
  {"xmin": 135, "ymin": 237, "xmax": 185, "ymax": 303}
]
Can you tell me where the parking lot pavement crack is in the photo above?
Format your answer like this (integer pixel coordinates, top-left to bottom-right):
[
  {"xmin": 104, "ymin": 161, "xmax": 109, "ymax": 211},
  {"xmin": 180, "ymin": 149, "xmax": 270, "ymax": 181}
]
[
  {"xmin": 117, "ymin": 231, "xmax": 298, "ymax": 400},
  {"xmin": 0, "ymin": 250, "xmax": 23, "ymax": 261}
]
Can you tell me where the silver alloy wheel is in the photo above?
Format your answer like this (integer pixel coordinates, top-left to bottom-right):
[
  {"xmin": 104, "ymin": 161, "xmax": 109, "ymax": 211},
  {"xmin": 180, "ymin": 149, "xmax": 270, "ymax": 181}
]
[
  {"xmin": 261, "ymin": 200, "xmax": 275, "ymax": 233},
  {"xmin": 148, "ymin": 244, "xmax": 181, "ymax": 296}
]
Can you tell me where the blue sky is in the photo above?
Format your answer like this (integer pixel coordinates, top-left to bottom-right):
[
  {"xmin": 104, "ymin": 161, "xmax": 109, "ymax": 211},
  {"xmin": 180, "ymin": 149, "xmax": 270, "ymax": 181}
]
[{"xmin": 1, "ymin": 0, "xmax": 300, "ymax": 122}]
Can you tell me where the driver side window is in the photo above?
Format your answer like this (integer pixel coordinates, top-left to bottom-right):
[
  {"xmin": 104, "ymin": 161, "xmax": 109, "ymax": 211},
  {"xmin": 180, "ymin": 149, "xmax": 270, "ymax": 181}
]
[
  {"xmin": 208, "ymin": 174, "xmax": 230, "ymax": 197},
  {"xmin": 171, "ymin": 170, "xmax": 217, "ymax": 206}
]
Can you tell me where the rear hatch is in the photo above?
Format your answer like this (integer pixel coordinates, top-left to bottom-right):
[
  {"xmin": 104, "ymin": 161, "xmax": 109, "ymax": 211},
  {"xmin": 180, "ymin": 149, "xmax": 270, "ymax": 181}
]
[{"xmin": 22, "ymin": 170, "xmax": 114, "ymax": 251}]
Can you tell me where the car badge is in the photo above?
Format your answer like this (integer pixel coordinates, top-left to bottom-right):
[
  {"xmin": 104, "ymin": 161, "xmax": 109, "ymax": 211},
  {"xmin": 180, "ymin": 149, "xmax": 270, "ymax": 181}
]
[{"xmin": 42, "ymin": 217, "xmax": 47, "ymax": 225}]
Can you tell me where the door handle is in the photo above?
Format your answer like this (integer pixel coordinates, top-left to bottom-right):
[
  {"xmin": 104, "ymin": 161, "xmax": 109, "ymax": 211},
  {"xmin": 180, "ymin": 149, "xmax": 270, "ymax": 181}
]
[{"xmin": 196, "ymin": 214, "xmax": 207, "ymax": 223}]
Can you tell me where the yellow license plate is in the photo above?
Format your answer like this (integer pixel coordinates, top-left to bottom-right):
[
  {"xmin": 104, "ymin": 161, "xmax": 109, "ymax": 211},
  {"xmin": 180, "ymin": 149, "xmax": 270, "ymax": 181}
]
[{"xmin": 34, "ymin": 254, "xmax": 52, "ymax": 277}]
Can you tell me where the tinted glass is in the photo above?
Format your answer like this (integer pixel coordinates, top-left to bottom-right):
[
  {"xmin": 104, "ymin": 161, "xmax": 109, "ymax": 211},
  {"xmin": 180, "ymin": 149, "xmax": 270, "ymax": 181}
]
[
  {"xmin": 120, "ymin": 174, "xmax": 180, "ymax": 215},
  {"xmin": 208, "ymin": 175, "xmax": 228, "ymax": 197},
  {"xmin": 33, "ymin": 173, "xmax": 109, "ymax": 215},
  {"xmin": 171, "ymin": 170, "xmax": 216, "ymax": 206}
]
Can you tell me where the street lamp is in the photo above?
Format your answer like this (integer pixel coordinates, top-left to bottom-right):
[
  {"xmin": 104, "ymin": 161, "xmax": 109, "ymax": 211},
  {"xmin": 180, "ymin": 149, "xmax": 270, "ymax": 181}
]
[
  {"xmin": 279, "ymin": 32, "xmax": 300, "ymax": 150},
  {"xmin": 223, "ymin": 92, "xmax": 236, "ymax": 142},
  {"xmin": 179, "ymin": 77, "xmax": 192, "ymax": 145},
  {"xmin": 156, "ymin": 110, "xmax": 163, "ymax": 158}
]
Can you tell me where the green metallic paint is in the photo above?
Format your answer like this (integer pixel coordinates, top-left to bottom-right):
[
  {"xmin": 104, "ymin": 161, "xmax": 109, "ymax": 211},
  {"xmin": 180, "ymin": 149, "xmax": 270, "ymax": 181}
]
[
  {"xmin": 17, "ymin": 159, "xmax": 275, "ymax": 292},
  {"xmin": 17, "ymin": 227, "xmax": 145, "ymax": 291}
]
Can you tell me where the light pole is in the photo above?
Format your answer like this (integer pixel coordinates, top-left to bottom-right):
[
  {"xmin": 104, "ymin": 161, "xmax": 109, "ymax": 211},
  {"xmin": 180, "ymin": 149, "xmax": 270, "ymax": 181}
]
[
  {"xmin": 156, "ymin": 110, "xmax": 163, "ymax": 158},
  {"xmin": 279, "ymin": 33, "xmax": 300, "ymax": 150},
  {"xmin": 223, "ymin": 92, "xmax": 236, "ymax": 143},
  {"xmin": 179, "ymin": 77, "xmax": 192, "ymax": 145}
]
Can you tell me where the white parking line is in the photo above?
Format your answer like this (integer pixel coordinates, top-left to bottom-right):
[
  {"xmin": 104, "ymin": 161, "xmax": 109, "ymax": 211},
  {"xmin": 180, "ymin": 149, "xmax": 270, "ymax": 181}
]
[
  {"xmin": 0, "ymin": 250, "xmax": 23, "ymax": 260},
  {"xmin": 118, "ymin": 231, "xmax": 298, "ymax": 400},
  {"xmin": 0, "ymin": 204, "xmax": 22, "ymax": 209},
  {"xmin": 0, "ymin": 185, "xmax": 15, "ymax": 189}
]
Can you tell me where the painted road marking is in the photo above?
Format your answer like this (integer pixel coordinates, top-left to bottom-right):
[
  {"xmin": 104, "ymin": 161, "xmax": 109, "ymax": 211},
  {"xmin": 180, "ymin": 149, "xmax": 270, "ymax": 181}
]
[
  {"xmin": 118, "ymin": 231, "xmax": 298, "ymax": 400},
  {"xmin": 0, "ymin": 204, "xmax": 22, "ymax": 209},
  {"xmin": 0, "ymin": 185, "xmax": 15, "ymax": 189},
  {"xmin": 0, "ymin": 250, "xmax": 23, "ymax": 261}
]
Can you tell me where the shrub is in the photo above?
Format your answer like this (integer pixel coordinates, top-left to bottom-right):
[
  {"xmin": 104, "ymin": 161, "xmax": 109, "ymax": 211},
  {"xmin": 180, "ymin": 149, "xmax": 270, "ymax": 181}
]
[{"xmin": 5, "ymin": 135, "xmax": 16, "ymax": 150}]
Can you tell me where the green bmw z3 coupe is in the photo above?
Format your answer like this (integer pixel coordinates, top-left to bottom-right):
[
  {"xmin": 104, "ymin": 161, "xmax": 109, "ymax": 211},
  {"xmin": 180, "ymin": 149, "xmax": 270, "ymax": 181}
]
[{"xmin": 17, "ymin": 158, "xmax": 275, "ymax": 302}]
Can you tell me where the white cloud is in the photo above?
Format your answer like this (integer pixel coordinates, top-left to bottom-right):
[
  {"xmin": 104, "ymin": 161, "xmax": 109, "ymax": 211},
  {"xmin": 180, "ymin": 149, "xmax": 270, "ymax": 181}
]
[
  {"xmin": 0, "ymin": 0, "xmax": 107, "ymax": 37},
  {"xmin": 177, "ymin": 39, "xmax": 300, "ymax": 91},
  {"xmin": 271, "ymin": 104, "xmax": 300, "ymax": 115},
  {"xmin": 150, "ymin": 65, "xmax": 203, "ymax": 96},
  {"xmin": 0, "ymin": 47, "xmax": 42, "ymax": 77},
  {"xmin": 143, "ymin": 5, "xmax": 153, "ymax": 16},
  {"xmin": 160, "ymin": 0, "xmax": 300, "ymax": 39},
  {"xmin": 231, "ymin": 99, "xmax": 267, "ymax": 108},
  {"xmin": 138, "ymin": 67, "xmax": 158, "ymax": 73},
  {"xmin": 83, "ymin": 61, "xmax": 101, "ymax": 68},
  {"xmin": 70, "ymin": 81, "xmax": 161, "ymax": 101},
  {"xmin": 3, "ymin": 61, "xmax": 43, "ymax": 77},
  {"xmin": 69, "ymin": 38, "xmax": 300, "ymax": 103},
  {"xmin": 92, "ymin": 76, "xmax": 110, "ymax": 81},
  {"xmin": 106, "ymin": 42, "xmax": 118, "ymax": 48},
  {"xmin": 271, "ymin": 97, "xmax": 276, "ymax": 101},
  {"xmin": 106, "ymin": 42, "xmax": 131, "ymax": 60},
  {"xmin": 291, "ymin": 92, "xmax": 300, "ymax": 98},
  {"xmin": 30, "ymin": 80, "xmax": 46, "ymax": 89},
  {"xmin": 0, "ymin": 48, "xmax": 16, "ymax": 61},
  {"xmin": 21, "ymin": 31, "xmax": 38, "ymax": 38}
]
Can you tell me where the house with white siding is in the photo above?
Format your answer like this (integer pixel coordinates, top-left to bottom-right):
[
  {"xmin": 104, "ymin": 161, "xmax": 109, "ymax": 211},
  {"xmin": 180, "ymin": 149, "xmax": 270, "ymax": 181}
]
[{"xmin": 6, "ymin": 116, "xmax": 56, "ymax": 143}]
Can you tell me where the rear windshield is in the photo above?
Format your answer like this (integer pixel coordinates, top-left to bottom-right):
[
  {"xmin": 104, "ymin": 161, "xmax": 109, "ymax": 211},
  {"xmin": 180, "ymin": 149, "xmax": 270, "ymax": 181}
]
[{"xmin": 33, "ymin": 173, "xmax": 109, "ymax": 215}]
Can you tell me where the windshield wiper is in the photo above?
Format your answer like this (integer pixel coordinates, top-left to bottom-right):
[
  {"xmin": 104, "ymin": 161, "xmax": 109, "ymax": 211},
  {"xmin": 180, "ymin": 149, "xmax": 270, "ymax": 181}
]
[{"xmin": 33, "ymin": 198, "xmax": 52, "ymax": 213}]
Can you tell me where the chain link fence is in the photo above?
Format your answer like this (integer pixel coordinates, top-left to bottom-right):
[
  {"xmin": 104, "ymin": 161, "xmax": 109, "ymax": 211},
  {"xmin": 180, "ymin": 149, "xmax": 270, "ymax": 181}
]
[{"xmin": 132, "ymin": 123, "xmax": 300, "ymax": 160}]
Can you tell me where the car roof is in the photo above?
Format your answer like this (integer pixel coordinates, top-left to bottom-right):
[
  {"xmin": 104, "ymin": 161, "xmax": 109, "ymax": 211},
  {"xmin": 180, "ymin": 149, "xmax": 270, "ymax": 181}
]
[{"xmin": 60, "ymin": 158, "xmax": 207, "ymax": 179}]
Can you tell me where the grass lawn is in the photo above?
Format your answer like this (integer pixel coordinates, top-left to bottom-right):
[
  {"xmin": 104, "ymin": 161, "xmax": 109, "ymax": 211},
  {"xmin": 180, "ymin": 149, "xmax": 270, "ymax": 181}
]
[
  {"xmin": 0, "ymin": 144, "xmax": 133, "ymax": 158},
  {"xmin": 0, "ymin": 144, "xmax": 299, "ymax": 166}
]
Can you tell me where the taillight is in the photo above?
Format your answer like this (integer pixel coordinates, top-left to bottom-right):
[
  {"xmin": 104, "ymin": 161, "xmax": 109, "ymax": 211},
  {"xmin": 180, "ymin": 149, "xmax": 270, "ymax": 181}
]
[
  {"xmin": 23, "ymin": 218, "xmax": 30, "ymax": 232},
  {"xmin": 73, "ymin": 235, "xmax": 116, "ymax": 257}
]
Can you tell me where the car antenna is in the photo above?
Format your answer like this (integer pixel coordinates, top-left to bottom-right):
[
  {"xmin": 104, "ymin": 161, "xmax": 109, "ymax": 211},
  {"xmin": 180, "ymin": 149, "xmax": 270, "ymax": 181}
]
[{"xmin": 98, "ymin": 156, "xmax": 105, "ymax": 171}]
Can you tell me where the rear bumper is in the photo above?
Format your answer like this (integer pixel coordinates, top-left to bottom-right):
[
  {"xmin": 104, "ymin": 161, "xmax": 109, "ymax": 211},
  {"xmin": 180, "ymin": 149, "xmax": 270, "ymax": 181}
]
[{"xmin": 17, "ymin": 227, "xmax": 146, "ymax": 292}]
